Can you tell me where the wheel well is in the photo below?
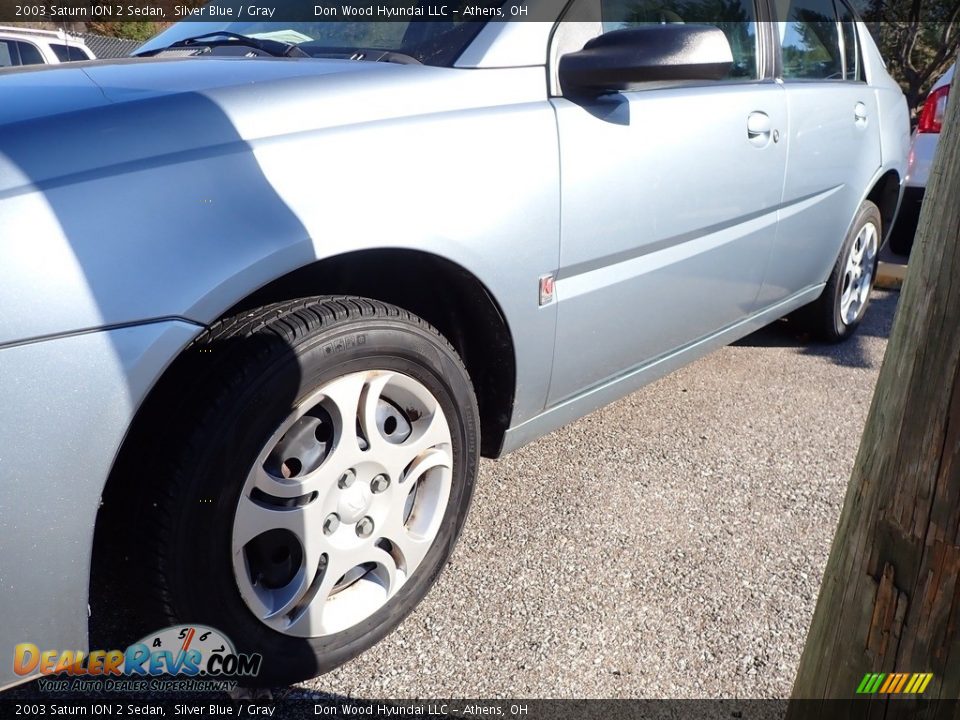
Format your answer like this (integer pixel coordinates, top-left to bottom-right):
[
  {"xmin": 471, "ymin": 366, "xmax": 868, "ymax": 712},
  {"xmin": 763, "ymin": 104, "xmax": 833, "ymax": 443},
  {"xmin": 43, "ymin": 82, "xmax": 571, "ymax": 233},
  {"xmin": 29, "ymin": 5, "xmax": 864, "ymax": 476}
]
[
  {"xmin": 226, "ymin": 249, "xmax": 515, "ymax": 459},
  {"xmin": 867, "ymin": 170, "xmax": 901, "ymax": 243},
  {"xmin": 88, "ymin": 251, "xmax": 515, "ymax": 637},
  {"xmin": 89, "ymin": 264, "xmax": 516, "ymax": 647}
]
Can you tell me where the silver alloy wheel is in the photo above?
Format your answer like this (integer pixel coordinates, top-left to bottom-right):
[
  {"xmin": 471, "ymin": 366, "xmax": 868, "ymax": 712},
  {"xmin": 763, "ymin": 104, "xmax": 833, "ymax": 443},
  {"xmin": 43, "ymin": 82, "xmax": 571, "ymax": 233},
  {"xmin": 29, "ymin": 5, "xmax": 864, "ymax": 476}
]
[
  {"xmin": 231, "ymin": 370, "xmax": 453, "ymax": 637},
  {"xmin": 839, "ymin": 220, "xmax": 878, "ymax": 325}
]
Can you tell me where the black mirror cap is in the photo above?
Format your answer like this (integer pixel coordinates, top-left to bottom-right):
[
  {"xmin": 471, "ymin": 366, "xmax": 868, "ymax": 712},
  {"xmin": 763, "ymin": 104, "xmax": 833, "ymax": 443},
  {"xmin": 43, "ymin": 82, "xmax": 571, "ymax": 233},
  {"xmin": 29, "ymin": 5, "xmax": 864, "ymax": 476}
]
[{"xmin": 559, "ymin": 25, "xmax": 735, "ymax": 94}]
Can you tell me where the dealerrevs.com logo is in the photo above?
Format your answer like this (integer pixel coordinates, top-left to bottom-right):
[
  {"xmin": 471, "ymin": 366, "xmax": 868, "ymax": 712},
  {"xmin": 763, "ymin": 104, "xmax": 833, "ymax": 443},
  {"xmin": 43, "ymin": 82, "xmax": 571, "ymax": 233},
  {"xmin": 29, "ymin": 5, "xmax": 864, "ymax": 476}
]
[{"xmin": 14, "ymin": 625, "xmax": 262, "ymax": 692}]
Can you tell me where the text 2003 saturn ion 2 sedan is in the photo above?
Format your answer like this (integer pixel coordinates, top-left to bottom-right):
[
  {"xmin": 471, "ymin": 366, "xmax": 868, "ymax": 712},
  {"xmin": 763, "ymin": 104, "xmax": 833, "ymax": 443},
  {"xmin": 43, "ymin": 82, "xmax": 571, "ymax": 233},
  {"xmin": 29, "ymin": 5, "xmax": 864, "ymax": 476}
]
[{"xmin": 0, "ymin": 1, "xmax": 908, "ymax": 688}]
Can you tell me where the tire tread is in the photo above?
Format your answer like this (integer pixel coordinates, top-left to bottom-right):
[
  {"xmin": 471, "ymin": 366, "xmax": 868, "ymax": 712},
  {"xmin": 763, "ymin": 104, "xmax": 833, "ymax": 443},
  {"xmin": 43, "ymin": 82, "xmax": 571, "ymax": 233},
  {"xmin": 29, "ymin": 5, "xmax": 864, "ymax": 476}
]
[
  {"xmin": 795, "ymin": 200, "xmax": 882, "ymax": 342},
  {"xmin": 143, "ymin": 296, "xmax": 470, "ymax": 630}
]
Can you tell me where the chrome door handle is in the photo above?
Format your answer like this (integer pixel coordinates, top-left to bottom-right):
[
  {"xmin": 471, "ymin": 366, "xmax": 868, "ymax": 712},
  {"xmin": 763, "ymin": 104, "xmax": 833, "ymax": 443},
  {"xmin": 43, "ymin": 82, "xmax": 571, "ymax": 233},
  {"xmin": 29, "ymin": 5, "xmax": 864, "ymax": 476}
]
[
  {"xmin": 747, "ymin": 111, "xmax": 773, "ymax": 147},
  {"xmin": 855, "ymin": 102, "xmax": 868, "ymax": 127}
]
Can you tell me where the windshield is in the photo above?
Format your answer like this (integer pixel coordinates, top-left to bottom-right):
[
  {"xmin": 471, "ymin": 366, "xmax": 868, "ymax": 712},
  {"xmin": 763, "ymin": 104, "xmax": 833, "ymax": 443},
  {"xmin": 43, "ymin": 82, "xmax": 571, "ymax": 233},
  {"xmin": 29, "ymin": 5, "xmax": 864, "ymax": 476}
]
[{"xmin": 134, "ymin": 2, "xmax": 505, "ymax": 66}]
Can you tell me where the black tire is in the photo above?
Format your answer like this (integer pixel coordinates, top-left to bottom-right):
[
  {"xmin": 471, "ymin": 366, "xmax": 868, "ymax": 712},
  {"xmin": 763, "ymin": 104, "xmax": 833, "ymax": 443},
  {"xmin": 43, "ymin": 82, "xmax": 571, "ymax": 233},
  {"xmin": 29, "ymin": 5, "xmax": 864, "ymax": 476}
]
[
  {"xmin": 797, "ymin": 200, "xmax": 882, "ymax": 342},
  {"xmin": 141, "ymin": 296, "xmax": 480, "ymax": 686}
]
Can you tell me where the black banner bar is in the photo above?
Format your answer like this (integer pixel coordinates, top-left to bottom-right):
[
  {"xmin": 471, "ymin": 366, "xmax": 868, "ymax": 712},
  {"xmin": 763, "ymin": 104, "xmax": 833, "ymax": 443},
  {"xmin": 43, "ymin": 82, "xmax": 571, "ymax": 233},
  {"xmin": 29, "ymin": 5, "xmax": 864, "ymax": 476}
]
[
  {"xmin": 0, "ymin": 0, "xmax": 552, "ymax": 24},
  {"xmin": 0, "ymin": 1, "xmax": 954, "ymax": 23},
  {"xmin": 2, "ymin": 698, "xmax": 959, "ymax": 720}
]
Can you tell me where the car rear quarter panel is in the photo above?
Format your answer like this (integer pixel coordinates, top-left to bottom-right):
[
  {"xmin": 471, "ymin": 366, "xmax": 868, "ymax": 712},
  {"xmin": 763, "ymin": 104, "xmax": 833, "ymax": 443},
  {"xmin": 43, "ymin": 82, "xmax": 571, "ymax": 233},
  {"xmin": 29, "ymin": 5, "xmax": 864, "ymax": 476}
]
[{"xmin": 860, "ymin": 25, "xmax": 910, "ymax": 189}]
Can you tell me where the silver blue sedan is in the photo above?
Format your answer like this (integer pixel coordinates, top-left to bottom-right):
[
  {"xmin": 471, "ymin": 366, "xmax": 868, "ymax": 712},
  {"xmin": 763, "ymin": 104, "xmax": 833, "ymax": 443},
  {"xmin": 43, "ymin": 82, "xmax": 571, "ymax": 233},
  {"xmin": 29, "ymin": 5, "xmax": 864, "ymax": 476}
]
[{"xmin": 0, "ymin": 1, "xmax": 908, "ymax": 689}]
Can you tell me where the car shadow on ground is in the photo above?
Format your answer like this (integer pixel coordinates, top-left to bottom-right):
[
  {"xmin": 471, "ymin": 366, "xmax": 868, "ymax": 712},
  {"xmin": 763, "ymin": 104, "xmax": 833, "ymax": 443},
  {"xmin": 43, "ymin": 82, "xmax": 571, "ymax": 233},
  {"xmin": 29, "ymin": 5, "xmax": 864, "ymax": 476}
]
[{"xmin": 733, "ymin": 289, "xmax": 900, "ymax": 370}]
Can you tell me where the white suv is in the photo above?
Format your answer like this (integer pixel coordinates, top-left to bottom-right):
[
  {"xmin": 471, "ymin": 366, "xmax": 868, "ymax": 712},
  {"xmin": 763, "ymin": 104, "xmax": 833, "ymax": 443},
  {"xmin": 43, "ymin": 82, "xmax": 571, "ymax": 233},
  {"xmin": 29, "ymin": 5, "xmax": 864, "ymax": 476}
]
[
  {"xmin": 890, "ymin": 63, "xmax": 954, "ymax": 255},
  {"xmin": 0, "ymin": 26, "xmax": 94, "ymax": 68}
]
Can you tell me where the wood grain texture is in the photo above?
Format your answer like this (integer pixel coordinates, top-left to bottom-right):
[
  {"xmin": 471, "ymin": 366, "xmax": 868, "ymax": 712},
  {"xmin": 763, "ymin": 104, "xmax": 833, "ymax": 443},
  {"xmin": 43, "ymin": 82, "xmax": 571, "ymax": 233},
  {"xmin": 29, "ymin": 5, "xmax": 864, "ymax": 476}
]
[{"xmin": 791, "ymin": 53, "xmax": 960, "ymax": 702}]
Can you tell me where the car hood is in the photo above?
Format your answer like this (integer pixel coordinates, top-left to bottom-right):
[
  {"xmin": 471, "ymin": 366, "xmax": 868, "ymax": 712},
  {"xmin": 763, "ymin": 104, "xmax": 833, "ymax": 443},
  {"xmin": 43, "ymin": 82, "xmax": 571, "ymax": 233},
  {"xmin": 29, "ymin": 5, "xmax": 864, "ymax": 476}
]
[
  {"xmin": 0, "ymin": 55, "xmax": 541, "ymax": 201},
  {"xmin": 0, "ymin": 56, "xmax": 410, "ymax": 127}
]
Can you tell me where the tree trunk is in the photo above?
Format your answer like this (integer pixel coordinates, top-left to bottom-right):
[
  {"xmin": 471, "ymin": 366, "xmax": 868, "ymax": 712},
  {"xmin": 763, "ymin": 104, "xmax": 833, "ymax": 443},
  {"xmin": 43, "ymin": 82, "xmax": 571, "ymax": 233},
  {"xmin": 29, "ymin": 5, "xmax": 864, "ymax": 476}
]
[
  {"xmin": 905, "ymin": 84, "xmax": 923, "ymax": 119},
  {"xmin": 791, "ymin": 54, "xmax": 960, "ymax": 702}
]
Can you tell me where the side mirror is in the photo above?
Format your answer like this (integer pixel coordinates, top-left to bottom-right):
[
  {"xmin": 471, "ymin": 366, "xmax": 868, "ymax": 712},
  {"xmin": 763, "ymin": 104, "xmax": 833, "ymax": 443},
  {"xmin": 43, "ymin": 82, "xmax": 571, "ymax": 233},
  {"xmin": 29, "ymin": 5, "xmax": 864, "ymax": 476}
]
[{"xmin": 558, "ymin": 25, "xmax": 734, "ymax": 94}]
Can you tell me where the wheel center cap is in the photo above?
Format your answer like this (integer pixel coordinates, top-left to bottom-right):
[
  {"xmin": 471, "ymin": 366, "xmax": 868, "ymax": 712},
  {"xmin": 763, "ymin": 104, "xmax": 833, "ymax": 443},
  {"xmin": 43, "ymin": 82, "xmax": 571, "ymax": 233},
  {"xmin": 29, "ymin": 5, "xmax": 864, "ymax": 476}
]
[{"xmin": 338, "ymin": 483, "xmax": 373, "ymax": 523}]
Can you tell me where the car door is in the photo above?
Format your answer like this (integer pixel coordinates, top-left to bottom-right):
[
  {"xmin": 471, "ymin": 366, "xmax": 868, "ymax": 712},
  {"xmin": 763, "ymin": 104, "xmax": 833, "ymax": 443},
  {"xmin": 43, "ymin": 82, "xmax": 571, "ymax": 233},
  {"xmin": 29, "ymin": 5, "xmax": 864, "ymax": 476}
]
[
  {"xmin": 756, "ymin": 0, "xmax": 882, "ymax": 305},
  {"xmin": 547, "ymin": 0, "xmax": 788, "ymax": 405}
]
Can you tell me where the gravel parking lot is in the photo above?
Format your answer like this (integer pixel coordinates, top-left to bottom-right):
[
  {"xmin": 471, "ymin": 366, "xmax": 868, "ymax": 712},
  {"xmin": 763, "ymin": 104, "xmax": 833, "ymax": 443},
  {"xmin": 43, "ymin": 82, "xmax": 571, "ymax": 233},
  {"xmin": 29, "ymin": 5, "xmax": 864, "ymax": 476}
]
[
  {"xmin": 294, "ymin": 289, "xmax": 899, "ymax": 700},
  {"xmin": 7, "ymin": 289, "xmax": 898, "ymax": 702}
]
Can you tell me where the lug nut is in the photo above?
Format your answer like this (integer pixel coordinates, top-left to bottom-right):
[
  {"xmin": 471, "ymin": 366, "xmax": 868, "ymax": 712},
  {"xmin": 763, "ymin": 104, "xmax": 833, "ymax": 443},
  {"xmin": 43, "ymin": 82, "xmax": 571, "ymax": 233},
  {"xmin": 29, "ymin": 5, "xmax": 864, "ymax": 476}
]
[
  {"xmin": 338, "ymin": 469, "xmax": 355, "ymax": 489},
  {"xmin": 356, "ymin": 517, "xmax": 374, "ymax": 538},
  {"xmin": 323, "ymin": 513, "xmax": 340, "ymax": 535},
  {"xmin": 370, "ymin": 474, "xmax": 390, "ymax": 494}
]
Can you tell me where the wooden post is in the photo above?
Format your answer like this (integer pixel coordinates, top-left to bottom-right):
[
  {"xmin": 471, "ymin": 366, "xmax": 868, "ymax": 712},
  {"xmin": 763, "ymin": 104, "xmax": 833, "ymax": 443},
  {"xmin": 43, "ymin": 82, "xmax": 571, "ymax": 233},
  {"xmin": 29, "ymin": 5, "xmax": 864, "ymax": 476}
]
[{"xmin": 791, "ymin": 57, "xmax": 960, "ymax": 701}]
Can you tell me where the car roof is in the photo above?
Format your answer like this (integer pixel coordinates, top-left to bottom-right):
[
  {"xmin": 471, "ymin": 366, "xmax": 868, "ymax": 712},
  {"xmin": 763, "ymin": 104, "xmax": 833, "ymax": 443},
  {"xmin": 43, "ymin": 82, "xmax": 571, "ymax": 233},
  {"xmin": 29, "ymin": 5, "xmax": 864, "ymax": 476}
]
[{"xmin": 0, "ymin": 26, "xmax": 89, "ymax": 46}]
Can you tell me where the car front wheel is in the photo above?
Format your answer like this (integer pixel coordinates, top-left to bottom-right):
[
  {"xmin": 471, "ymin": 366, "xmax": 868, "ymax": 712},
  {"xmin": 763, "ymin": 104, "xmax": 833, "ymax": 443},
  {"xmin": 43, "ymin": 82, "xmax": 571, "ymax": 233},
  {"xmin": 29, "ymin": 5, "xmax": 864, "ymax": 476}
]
[{"xmin": 143, "ymin": 297, "xmax": 480, "ymax": 685}]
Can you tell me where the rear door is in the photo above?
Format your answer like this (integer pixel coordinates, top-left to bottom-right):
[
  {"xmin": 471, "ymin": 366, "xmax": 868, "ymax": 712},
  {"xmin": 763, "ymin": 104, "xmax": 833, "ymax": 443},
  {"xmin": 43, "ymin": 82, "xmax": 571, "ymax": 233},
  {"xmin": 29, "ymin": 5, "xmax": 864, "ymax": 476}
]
[
  {"xmin": 757, "ymin": 0, "xmax": 882, "ymax": 305},
  {"xmin": 547, "ymin": 0, "xmax": 789, "ymax": 404}
]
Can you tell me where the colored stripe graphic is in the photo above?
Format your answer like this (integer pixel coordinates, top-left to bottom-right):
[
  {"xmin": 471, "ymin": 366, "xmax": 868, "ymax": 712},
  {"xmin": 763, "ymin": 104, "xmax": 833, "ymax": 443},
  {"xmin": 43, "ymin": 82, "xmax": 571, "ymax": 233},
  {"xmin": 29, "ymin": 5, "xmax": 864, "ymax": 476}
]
[
  {"xmin": 879, "ymin": 674, "xmax": 896, "ymax": 693},
  {"xmin": 856, "ymin": 672, "xmax": 933, "ymax": 694},
  {"xmin": 893, "ymin": 674, "xmax": 909, "ymax": 693},
  {"xmin": 903, "ymin": 674, "xmax": 920, "ymax": 693},
  {"xmin": 856, "ymin": 674, "xmax": 874, "ymax": 694}
]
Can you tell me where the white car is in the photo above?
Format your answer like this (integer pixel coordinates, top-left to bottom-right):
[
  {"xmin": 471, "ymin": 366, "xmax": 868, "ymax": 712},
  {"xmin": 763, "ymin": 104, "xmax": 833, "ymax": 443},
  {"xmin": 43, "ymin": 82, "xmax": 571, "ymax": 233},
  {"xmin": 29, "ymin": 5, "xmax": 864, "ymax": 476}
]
[
  {"xmin": 0, "ymin": 26, "xmax": 94, "ymax": 68},
  {"xmin": 890, "ymin": 63, "xmax": 954, "ymax": 254}
]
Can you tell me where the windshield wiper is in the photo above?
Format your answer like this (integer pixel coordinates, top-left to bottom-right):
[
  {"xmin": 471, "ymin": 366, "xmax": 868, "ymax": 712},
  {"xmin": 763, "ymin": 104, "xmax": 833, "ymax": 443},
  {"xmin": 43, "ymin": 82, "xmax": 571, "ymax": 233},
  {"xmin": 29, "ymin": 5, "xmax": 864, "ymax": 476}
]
[
  {"xmin": 140, "ymin": 31, "xmax": 310, "ymax": 58},
  {"xmin": 298, "ymin": 46, "xmax": 422, "ymax": 65}
]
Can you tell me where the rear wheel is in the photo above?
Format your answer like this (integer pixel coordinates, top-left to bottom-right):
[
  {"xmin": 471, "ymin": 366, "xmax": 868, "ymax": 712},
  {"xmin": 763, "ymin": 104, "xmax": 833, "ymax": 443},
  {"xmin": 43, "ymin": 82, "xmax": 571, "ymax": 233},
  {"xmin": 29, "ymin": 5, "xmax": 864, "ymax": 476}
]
[
  {"xmin": 798, "ymin": 200, "xmax": 881, "ymax": 342},
  {"xmin": 143, "ymin": 297, "xmax": 479, "ymax": 685}
]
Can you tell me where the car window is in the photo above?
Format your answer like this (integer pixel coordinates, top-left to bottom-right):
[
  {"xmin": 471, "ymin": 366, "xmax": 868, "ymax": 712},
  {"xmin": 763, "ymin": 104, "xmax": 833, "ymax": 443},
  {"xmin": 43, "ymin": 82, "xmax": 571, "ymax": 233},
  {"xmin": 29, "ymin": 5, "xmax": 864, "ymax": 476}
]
[
  {"xmin": 16, "ymin": 41, "xmax": 44, "ymax": 66},
  {"xmin": 50, "ymin": 43, "xmax": 71, "ymax": 62},
  {"xmin": 777, "ymin": 0, "xmax": 843, "ymax": 80},
  {"xmin": 563, "ymin": 0, "xmax": 760, "ymax": 81},
  {"xmin": 835, "ymin": 0, "xmax": 862, "ymax": 81},
  {"xmin": 50, "ymin": 43, "xmax": 89, "ymax": 62},
  {"xmin": 134, "ymin": 2, "xmax": 506, "ymax": 67},
  {"xmin": 0, "ymin": 39, "xmax": 18, "ymax": 67}
]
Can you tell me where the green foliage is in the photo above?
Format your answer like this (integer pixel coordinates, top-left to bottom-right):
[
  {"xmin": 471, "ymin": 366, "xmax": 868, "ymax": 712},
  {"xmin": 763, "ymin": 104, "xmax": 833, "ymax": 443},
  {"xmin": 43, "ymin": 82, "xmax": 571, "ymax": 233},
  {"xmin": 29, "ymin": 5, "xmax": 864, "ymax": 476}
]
[
  {"xmin": 854, "ymin": 0, "xmax": 960, "ymax": 112},
  {"xmin": 87, "ymin": 21, "xmax": 170, "ymax": 42}
]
